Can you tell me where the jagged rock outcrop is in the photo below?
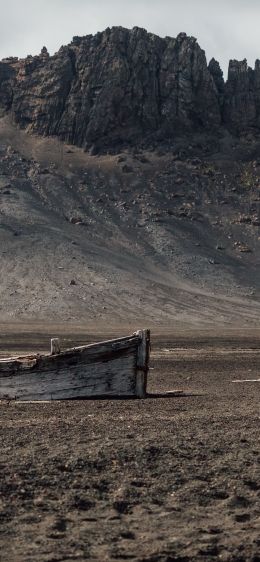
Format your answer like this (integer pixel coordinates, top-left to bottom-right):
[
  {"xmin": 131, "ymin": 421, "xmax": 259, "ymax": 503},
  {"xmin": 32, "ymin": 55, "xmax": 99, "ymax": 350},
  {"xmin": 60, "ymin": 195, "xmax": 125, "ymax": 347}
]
[
  {"xmin": 1, "ymin": 26, "xmax": 260, "ymax": 150},
  {"xmin": 224, "ymin": 59, "xmax": 260, "ymax": 133},
  {"xmin": 208, "ymin": 58, "xmax": 225, "ymax": 95},
  {"xmin": 0, "ymin": 62, "xmax": 15, "ymax": 116},
  {"xmin": 0, "ymin": 27, "xmax": 222, "ymax": 150}
]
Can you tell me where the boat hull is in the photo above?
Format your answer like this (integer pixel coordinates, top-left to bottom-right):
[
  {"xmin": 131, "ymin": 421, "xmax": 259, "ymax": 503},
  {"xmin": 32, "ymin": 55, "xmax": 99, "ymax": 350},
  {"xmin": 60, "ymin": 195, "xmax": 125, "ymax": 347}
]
[{"xmin": 0, "ymin": 331, "xmax": 150, "ymax": 401}]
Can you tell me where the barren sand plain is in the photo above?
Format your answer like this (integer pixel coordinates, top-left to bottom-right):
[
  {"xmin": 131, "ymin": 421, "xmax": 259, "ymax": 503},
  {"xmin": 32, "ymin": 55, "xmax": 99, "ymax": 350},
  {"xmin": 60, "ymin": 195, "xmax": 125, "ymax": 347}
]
[{"xmin": 0, "ymin": 327, "xmax": 259, "ymax": 562}]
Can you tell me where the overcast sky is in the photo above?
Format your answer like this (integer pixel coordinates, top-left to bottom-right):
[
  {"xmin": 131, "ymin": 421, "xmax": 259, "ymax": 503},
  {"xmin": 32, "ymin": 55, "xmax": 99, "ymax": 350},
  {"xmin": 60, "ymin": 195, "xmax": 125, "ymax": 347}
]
[{"xmin": 0, "ymin": 0, "xmax": 259, "ymax": 77}]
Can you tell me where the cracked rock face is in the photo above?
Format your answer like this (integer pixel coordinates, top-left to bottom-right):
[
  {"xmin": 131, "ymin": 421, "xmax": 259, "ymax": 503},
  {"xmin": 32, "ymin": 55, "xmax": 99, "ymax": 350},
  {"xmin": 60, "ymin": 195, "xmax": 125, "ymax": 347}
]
[
  {"xmin": 224, "ymin": 59, "xmax": 260, "ymax": 133},
  {"xmin": 1, "ymin": 26, "xmax": 260, "ymax": 150},
  {"xmin": 0, "ymin": 62, "xmax": 15, "ymax": 116}
]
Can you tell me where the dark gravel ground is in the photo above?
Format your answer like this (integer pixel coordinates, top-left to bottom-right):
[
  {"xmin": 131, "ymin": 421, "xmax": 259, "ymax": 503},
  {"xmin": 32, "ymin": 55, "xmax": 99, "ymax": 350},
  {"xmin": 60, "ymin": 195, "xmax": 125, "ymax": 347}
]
[{"xmin": 0, "ymin": 333, "xmax": 260, "ymax": 562}]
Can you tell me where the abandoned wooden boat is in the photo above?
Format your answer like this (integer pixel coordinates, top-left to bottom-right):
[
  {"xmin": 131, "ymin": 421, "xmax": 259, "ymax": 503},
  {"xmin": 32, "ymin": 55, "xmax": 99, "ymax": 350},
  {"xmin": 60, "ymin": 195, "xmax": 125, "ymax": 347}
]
[{"xmin": 0, "ymin": 330, "xmax": 150, "ymax": 401}]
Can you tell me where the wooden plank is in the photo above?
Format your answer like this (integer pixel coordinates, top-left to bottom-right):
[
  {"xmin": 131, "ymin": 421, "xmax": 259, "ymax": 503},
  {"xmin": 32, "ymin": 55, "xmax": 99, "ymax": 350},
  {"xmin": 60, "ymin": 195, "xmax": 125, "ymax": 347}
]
[
  {"xmin": 232, "ymin": 379, "xmax": 260, "ymax": 383},
  {"xmin": 0, "ymin": 352, "xmax": 136, "ymax": 400},
  {"xmin": 135, "ymin": 329, "xmax": 150, "ymax": 398},
  {"xmin": 0, "ymin": 334, "xmax": 140, "ymax": 364},
  {"xmin": 0, "ymin": 337, "xmax": 140, "ymax": 376}
]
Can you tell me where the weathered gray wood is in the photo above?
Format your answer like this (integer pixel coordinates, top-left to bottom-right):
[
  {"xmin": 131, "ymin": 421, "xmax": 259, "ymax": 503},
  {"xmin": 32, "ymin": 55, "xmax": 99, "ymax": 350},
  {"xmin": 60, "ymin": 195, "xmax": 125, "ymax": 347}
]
[
  {"xmin": 232, "ymin": 379, "xmax": 260, "ymax": 383},
  {"xmin": 136, "ymin": 371, "xmax": 146, "ymax": 398},
  {"xmin": 0, "ymin": 353, "xmax": 136, "ymax": 400},
  {"xmin": 135, "ymin": 329, "xmax": 150, "ymax": 398},
  {"xmin": 51, "ymin": 338, "xmax": 60, "ymax": 355},
  {"xmin": 0, "ymin": 331, "xmax": 151, "ymax": 400}
]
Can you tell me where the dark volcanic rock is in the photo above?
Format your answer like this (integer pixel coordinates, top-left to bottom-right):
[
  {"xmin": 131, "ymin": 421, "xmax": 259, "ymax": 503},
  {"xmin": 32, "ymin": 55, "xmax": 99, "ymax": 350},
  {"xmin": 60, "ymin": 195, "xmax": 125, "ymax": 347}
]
[
  {"xmin": 11, "ymin": 47, "xmax": 75, "ymax": 136},
  {"xmin": 0, "ymin": 27, "xmax": 221, "ymax": 149},
  {"xmin": 208, "ymin": 58, "xmax": 225, "ymax": 95},
  {"xmin": 0, "ymin": 62, "xmax": 15, "ymax": 115},
  {"xmin": 223, "ymin": 59, "xmax": 259, "ymax": 133},
  {"xmin": 1, "ymin": 26, "xmax": 260, "ymax": 149},
  {"xmin": 159, "ymin": 33, "xmax": 221, "ymax": 133}
]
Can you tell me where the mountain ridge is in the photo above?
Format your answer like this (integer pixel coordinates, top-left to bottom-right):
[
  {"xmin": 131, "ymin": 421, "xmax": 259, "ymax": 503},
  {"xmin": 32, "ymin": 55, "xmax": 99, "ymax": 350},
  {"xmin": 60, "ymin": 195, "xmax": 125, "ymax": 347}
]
[{"xmin": 1, "ymin": 26, "xmax": 260, "ymax": 153}]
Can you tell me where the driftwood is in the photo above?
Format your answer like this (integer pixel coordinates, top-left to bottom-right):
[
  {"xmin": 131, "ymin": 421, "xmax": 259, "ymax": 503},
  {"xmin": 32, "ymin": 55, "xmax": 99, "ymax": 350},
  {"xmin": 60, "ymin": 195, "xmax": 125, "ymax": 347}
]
[
  {"xmin": 232, "ymin": 379, "xmax": 260, "ymax": 383},
  {"xmin": 0, "ymin": 330, "xmax": 150, "ymax": 401}
]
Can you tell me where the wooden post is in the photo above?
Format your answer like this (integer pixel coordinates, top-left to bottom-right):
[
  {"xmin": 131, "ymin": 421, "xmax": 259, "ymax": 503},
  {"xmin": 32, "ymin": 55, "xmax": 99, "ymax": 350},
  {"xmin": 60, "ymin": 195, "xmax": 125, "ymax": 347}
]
[
  {"xmin": 135, "ymin": 329, "xmax": 150, "ymax": 398},
  {"xmin": 51, "ymin": 338, "xmax": 60, "ymax": 355}
]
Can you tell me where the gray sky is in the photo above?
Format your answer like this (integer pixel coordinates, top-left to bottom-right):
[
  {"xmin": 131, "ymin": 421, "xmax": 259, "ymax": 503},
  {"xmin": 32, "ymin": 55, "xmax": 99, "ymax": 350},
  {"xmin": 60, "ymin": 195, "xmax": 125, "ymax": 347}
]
[{"xmin": 0, "ymin": 0, "xmax": 259, "ymax": 77}]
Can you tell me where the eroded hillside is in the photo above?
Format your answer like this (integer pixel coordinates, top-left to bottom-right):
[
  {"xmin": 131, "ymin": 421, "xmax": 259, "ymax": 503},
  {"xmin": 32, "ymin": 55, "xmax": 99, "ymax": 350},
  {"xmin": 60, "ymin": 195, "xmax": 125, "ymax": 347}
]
[{"xmin": 1, "ymin": 116, "xmax": 260, "ymax": 326}]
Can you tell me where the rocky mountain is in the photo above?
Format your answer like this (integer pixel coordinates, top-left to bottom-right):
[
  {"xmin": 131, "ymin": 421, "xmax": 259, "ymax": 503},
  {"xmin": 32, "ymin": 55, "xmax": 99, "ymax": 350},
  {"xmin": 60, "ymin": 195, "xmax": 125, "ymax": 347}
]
[
  {"xmin": 1, "ymin": 26, "xmax": 260, "ymax": 153},
  {"xmin": 1, "ymin": 28, "xmax": 260, "ymax": 327}
]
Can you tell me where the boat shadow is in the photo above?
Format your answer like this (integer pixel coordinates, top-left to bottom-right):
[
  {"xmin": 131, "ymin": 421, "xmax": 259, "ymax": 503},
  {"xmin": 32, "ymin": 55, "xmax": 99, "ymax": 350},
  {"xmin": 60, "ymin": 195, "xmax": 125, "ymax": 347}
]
[
  {"xmin": 0, "ymin": 391, "xmax": 203, "ymax": 403},
  {"xmin": 146, "ymin": 391, "xmax": 203, "ymax": 399}
]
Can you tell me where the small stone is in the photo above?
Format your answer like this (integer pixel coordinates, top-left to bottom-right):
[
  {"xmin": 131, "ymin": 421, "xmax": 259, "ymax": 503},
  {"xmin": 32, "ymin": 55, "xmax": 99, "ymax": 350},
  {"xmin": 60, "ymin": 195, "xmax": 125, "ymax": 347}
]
[
  {"xmin": 89, "ymin": 144, "xmax": 99, "ymax": 156},
  {"xmin": 122, "ymin": 164, "xmax": 133, "ymax": 174},
  {"xmin": 70, "ymin": 217, "xmax": 82, "ymax": 224}
]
